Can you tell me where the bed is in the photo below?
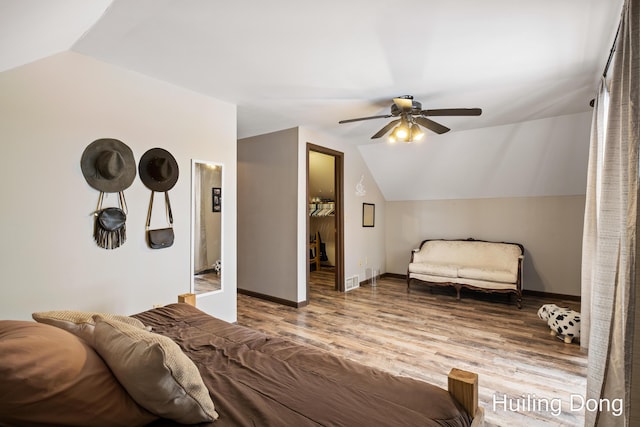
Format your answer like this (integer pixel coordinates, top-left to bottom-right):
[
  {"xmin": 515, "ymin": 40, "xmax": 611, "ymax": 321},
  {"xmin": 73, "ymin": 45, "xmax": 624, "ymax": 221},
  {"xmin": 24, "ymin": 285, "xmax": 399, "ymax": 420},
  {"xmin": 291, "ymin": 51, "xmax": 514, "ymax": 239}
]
[{"xmin": 0, "ymin": 303, "xmax": 483, "ymax": 427}]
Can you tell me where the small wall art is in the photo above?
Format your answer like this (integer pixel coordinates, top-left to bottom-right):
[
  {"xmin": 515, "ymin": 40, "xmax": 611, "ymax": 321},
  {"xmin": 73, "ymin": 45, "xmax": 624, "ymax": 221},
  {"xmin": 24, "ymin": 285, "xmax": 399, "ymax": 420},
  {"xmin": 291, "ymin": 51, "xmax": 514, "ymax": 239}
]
[
  {"xmin": 362, "ymin": 203, "xmax": 375, "ymax": 227},
  {"xmin": 212, "ymin": 187, "xmax": 222, "ymax": 212}
]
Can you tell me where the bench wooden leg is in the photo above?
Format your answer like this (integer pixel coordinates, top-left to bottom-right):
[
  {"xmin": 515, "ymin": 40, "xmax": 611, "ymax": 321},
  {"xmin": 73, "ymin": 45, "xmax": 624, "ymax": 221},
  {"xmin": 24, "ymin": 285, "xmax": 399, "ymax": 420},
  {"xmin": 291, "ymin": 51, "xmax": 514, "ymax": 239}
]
[{"xmin": 454, "ymin": 284, "xmax": 462, "ymax": 300}]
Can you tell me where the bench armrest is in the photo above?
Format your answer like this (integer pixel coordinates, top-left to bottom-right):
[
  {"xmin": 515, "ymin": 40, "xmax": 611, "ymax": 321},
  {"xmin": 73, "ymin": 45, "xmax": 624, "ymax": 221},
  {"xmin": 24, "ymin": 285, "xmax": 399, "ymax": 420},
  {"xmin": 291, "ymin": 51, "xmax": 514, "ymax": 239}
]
[{"xmin": 409, "ymin": 248, "xmax": 421, "ymax": 263}]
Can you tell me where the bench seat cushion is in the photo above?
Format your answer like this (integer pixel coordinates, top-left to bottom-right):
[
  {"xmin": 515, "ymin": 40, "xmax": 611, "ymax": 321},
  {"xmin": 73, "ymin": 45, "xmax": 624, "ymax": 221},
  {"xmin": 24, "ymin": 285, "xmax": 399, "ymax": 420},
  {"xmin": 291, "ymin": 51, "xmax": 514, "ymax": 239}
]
[
  {"xmin": 457, "ymin": 266, "xmax": 516, "ymax": 284},
  {"xmin": 408, "ymin": 263, "xmax": 517, "ymax": 284},
  {"xmin": 408, "ymin": 263, "xmax": 458, "ymax": 278}
]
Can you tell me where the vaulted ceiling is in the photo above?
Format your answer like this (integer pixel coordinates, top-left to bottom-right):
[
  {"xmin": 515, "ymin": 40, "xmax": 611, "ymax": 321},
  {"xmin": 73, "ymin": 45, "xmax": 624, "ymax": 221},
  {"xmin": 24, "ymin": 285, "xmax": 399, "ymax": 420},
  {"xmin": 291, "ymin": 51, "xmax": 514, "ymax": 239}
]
[{"xmin": 1, "ymin": 0, "xmax": 624, "ymax": 200}]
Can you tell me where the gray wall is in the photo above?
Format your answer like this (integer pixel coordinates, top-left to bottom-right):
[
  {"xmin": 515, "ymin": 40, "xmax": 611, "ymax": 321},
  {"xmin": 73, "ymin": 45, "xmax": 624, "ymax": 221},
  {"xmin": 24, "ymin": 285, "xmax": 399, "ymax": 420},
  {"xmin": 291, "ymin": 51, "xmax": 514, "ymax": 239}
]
[
  {"xmin": 238, "ymin": 128, "xmax": 299, "ymax": 302},
  {"xmin": 385, "ymin": 195, "xmax": 585, "ymax": 295}
]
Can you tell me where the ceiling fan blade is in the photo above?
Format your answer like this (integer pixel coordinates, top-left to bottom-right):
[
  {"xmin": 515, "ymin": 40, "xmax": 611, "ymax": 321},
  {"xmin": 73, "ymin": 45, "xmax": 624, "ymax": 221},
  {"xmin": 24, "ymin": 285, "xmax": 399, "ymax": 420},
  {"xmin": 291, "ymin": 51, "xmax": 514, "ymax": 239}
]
[
  {"xmin": 393, "ymin": 97, "xmax": 413, "ymax": 111},
  {"xmin": 415, "ymin": 117, "xmax": 450, "ymax": 134},
  {"xmin": 421, "ymin": 108, "xmax": 482, "ymax": 117},
  {"xmin": 338, "ymin": 114, "xmax": 392, "ymax": 124},
  {"xmin": 371, "ymin": 119, "xmax": 401, "ymax": 139}
]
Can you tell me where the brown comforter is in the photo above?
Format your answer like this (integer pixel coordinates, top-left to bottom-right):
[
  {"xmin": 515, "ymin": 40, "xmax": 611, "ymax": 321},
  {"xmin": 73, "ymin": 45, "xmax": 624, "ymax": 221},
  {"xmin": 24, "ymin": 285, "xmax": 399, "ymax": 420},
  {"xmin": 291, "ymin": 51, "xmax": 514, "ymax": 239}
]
[{"xmin": 133, "ymin": 303, "xmax": 472, "ymax": 427}]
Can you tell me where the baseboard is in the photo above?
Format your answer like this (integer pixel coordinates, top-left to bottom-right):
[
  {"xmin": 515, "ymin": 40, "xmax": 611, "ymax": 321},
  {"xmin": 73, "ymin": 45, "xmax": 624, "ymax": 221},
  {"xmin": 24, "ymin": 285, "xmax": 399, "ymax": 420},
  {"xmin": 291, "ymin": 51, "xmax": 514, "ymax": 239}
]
[
  {"xmin": 385, "ymin": 273, "xmax": 580, "ymax": 301},
  {"xmin": 384, "ymin": 272, "xmax": 406, "ymax": 280},
  {"xmin": 522, "ymin": 289, "xmax": 580, "ymax": 302},
  {"xmin": 237, "ymin": 288, "xmax": 308, "ymax": 308},
  {"xmin": 359, "ymin": 272, "xmax": 405, "ymax": 286}
]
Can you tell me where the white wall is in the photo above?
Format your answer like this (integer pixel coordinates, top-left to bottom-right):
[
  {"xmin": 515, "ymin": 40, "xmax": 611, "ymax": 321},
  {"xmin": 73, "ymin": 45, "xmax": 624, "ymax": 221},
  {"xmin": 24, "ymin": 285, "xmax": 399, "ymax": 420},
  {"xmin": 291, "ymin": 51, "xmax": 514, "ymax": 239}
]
[{"xmin": 0, "ymin": 51, "xmax": 238, "ymax": 322}]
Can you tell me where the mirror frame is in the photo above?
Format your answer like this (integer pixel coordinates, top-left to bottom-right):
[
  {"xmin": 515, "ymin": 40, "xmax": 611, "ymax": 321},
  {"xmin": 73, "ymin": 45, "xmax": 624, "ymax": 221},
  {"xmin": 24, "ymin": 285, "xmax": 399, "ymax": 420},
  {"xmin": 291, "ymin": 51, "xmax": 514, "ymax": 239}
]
[
  {"xmin": 362, "ymin": 203, "xmax": 375, "ymax": 227},
  {"xmin": 190, "ymin": 159, "xmax": 224, "ymax": 297}
]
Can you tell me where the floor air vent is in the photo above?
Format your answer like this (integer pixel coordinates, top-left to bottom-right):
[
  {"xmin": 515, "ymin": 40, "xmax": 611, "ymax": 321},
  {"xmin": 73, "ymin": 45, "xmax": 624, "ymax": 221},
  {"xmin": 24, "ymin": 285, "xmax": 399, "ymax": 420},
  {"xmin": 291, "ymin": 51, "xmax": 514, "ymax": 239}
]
[{"xmin": 345, "ymin": 275, "xmax": 360, "ymax": 292}]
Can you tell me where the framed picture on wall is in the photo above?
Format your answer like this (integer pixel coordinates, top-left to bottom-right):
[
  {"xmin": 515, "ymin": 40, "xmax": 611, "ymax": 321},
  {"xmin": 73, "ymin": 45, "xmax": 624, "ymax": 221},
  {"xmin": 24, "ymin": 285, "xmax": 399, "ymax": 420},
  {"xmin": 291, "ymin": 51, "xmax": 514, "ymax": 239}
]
[
  {"xmin": 362, "ymin": 203, "xmax": 375, "ymax": 227},
  {"xmin": 212, "ymin": 187, "xmax": 222, "ymax": 212}
]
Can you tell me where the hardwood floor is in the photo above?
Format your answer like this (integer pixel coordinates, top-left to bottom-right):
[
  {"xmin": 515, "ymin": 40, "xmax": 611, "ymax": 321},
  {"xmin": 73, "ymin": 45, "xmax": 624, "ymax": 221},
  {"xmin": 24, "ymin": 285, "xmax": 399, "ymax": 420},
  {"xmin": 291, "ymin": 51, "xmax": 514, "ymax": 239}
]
[
  {"xmin": 194, "ymin": 271, "xmax": 221, "ymax": 294},
  {"xmin": 236, "ymin": 269, "xmax": 587, "ymax": 427}
]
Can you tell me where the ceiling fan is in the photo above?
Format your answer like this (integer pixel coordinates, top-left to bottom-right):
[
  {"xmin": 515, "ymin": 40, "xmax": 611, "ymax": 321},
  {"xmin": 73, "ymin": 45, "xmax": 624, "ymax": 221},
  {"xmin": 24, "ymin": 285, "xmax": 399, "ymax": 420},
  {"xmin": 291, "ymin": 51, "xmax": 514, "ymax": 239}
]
[{"xmin": 338, "ymin": 95, "xmax": 482, "ymax": 142}]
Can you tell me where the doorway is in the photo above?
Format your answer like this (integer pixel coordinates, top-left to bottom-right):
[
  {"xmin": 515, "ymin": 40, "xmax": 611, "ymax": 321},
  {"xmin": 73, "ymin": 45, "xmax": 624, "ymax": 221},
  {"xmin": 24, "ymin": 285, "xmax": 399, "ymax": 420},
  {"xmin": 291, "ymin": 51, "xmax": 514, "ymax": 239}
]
[{"xmin": 307, "ymin": 143, "xmax": 344, "ymax": 296}]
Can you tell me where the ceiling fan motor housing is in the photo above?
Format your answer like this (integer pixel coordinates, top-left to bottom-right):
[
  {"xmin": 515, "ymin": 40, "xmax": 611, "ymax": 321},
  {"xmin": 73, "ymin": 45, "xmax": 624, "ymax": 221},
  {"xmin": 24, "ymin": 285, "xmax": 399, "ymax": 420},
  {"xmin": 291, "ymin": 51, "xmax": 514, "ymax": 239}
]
[{"xmin": 391, "ymin": 100, "xmax": 423, "ymax": 116}]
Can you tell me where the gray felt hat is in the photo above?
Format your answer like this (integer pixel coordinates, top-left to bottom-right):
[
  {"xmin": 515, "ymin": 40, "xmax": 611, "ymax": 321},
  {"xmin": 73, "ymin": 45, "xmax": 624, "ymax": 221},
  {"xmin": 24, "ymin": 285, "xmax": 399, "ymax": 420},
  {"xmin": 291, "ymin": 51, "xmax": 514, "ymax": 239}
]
[
  {"xmin": 138, "ymin": 148, "xmax": 179, "ymax": 192},
  {"xmin": 80, "ymin": 138, "xmax": 136, "ymax": 192}
]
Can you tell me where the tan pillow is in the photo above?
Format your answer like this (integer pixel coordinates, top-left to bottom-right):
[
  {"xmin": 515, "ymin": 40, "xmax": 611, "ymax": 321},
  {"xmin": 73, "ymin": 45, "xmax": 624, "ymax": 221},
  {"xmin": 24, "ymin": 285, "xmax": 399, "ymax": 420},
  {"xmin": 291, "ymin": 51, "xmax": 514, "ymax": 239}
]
[
  {"xmin": 92, "ymin": 316, "xmax": 219, "ymax": 424},
  {"xmin": 0, "ymin": 320, "xmax": 157, "ymax": 427},
  {"xmin": 32, "ymin": 309, "xmax": 148, "ymax": 345}
]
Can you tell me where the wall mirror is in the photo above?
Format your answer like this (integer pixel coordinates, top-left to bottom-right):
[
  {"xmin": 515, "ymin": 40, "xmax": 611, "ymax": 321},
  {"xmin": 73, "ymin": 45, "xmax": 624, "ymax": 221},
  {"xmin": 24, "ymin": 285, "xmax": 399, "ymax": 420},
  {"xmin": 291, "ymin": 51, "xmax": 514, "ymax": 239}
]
[{"xmin": 191, "ymin": 160, "xmax": 223, "ymax": 296}]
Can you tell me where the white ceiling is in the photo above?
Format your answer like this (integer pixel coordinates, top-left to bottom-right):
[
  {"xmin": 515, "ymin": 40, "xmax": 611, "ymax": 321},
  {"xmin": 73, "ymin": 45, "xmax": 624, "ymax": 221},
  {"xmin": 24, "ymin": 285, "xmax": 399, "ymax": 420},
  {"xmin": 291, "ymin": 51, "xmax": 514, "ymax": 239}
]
[
  {"xmin": 0, "ymin": 0, "xmax": 625, "ymax": 199},
  {"xmin": 67, "ymin": 0, "xmax": 623, "ymax": 140},
  {"xmin": 0, "ymin": 0, "xmax": 111, "ymax": 73}
]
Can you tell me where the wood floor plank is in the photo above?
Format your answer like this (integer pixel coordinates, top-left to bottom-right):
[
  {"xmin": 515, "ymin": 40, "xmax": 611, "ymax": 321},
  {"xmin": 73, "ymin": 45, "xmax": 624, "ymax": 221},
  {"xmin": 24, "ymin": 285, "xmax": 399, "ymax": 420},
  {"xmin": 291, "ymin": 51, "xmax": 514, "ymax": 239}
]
[{"xmin": 236, "ymin": 270, "xmax": 587, "ymax": 426}]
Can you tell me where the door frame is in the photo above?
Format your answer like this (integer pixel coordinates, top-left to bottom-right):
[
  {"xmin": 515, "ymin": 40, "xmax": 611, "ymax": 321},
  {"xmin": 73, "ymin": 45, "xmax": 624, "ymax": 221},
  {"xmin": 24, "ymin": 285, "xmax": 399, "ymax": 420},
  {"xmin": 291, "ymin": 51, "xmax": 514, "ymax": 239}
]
[{"xmin": 306, "ymin": 143, "xmax": 345, "ymax": 294}]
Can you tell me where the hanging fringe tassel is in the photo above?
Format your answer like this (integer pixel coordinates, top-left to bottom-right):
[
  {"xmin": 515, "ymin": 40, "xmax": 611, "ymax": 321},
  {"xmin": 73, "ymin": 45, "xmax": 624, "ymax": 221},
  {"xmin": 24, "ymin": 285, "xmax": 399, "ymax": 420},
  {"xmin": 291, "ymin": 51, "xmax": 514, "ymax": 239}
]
[{"xmin": 93, "ymin": 221, "xmax": 127, "ymax": 250}]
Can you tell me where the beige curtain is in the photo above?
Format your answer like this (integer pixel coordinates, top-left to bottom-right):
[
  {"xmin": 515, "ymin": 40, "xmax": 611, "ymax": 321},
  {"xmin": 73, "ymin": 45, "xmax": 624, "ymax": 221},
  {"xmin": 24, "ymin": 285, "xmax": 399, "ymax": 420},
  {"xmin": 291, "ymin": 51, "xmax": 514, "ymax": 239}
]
[
  {"xmin": 581, "ymin": 77, "xmax": 609, "ymax": 350},
  {"xmin": 581, "ymin": 1, "xmax": 639, "ymax": 425},
  {"xmin": 633, "ymin": 194, "xmax": 640, "ymax": 424}
]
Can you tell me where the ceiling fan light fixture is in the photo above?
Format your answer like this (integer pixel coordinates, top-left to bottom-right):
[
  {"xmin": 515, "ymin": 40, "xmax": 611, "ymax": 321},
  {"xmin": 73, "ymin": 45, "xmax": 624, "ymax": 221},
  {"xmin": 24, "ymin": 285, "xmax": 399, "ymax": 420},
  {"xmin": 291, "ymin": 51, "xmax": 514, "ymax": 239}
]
[
  {"xmin": 410, "ymin": 123, "xmax": 424, "ymax": 141},
  {"xmin": 392, "ymin": 120, "xmax": 410, "ymax": 142},
  {"xmin": 388, "ymin": 133, "xmax": 397, "ymax": 143}
]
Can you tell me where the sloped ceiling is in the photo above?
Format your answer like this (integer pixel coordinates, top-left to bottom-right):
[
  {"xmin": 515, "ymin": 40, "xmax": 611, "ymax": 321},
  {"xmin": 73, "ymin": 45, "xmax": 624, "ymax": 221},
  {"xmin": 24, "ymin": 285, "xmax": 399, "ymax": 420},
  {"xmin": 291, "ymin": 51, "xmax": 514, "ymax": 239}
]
[
  {"xmin": 0, "ymin": 0, "xmax": 111, "ymax": 72},
  {"xmin": 1, "ymin": 0, "xmax": 624, "ymax": 200}
]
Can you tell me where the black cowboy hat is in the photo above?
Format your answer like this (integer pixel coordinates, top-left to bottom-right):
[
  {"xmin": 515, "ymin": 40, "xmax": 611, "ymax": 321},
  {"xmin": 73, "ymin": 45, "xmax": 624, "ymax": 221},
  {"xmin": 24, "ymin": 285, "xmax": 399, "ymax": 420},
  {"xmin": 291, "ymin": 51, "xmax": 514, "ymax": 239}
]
[
  {"xmin": 138, "ymin": 148, "xmax": 179, "ymax": 192},
  {"xmin": 80, "ymin": 138, "xmax": 136, "ymax": 192}
]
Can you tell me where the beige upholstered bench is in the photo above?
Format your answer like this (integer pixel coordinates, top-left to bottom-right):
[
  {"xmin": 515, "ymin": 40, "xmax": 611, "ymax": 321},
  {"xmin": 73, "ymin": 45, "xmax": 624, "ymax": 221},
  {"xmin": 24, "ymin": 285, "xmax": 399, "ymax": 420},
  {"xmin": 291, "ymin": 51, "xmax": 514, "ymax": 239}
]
[{"xmin": 407, "ymin": 238, "xmax": 524, "ymax": 308}]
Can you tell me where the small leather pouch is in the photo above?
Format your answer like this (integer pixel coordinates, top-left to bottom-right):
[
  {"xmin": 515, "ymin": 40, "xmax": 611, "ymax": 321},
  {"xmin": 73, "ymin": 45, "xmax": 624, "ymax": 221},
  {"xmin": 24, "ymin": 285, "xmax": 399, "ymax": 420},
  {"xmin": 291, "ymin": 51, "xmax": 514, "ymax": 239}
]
[
  {"xmin": 147, "ymin": 227, "xmax": 174, "ymax": 249},
  {"xmin": 146, "ymin": 191, "xmax": 174, "ymax": 249},
  {"xmin": 98, "ymin": 207, "xmax": 126, "ymax": 232}
]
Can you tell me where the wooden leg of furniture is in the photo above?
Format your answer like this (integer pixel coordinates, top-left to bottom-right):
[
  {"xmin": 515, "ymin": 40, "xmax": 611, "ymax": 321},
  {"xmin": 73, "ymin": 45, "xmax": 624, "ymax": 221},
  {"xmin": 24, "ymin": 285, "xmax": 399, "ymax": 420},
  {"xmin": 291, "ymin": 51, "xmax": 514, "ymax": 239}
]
[
  {"xmin": 178, "ymin": 293, "xmax": 196, "ymax": 306},
  {"xmin": 448, "ymin": 369, "xmax": 480, "ymax": 424},
  {"xmin": 454, "ymin": 284, "xmax": 462, "ymax": 300}
]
